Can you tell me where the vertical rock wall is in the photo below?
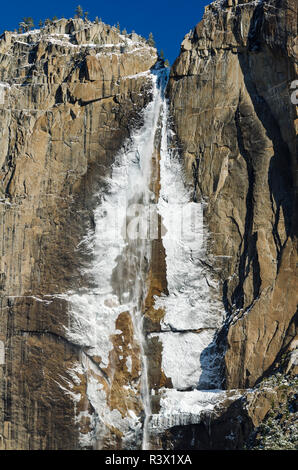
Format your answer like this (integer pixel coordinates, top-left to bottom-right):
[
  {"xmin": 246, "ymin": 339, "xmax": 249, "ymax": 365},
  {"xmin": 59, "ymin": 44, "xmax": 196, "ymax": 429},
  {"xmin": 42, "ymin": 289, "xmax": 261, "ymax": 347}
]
[
  {"xmin": 0, "ymin": 19, "xmax": 157, "ymax": 449},
  {"xmin": 0, "ymin": 1, "xmax": 297, "ymax": 450},
  {"xmin": 167, "ymin": 0, "xmax": 297, "ymax": 389}
]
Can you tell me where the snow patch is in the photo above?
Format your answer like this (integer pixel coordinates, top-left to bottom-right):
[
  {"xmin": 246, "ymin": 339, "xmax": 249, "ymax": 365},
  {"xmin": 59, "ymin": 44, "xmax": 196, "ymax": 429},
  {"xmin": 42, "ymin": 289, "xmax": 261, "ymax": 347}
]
[
  {"xmin": 150, "ymin": 389, "xmax": 229, "ymax": 431},
  {"xmin": 150, "ymin": 330, "xmax": 219, "ymax": 390},
  {"xmin": 153, "ymin": 95, "xmax": 224, "ymax": 390}
]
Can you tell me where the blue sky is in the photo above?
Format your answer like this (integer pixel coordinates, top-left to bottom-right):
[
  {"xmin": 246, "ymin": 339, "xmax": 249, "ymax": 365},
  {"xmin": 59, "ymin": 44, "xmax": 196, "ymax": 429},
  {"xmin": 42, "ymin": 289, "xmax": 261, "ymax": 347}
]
[{"xmin": 0, "ymin": 0, "xmax": 208, "ymax": 64}]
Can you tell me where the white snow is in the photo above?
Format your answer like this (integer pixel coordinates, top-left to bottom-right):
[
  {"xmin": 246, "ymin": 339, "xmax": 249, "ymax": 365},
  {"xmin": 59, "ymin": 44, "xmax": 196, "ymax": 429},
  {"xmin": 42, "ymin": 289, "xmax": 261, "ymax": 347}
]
[
  {"xmin": 150, "ymin": 388, "xmax": 230, "ymax": 431},
  {"xmin": 59, "ymin": 64, "xmax": 226, "ymax": 447},
  {"xmin": 73, "ymin": 353, "xmax": 142, "ymax": 449},
  {"xmin": 150, "ymin": 330, "xmax": 220, "ymax": 390},
  {"xmin": 152, "ymin": 88, "xmax": 224, "ymax": 390},
  {"xmin": 46, "ymin": 37, "xmax": 76, "ymax": 47},
  {"xmin": 9, "ymin": 25, "xmax": 153, "ymax": 56},
  {"xmin": 0, "ymin": 81, "xmax": 11, "ymax": 89},
  {"xmin": 63, "ymin": 71, "xmax": 165, "ymax": 448},
  {"xmin": 126, "ymin": 356, "xmax": 132, "ymax": 373},
  {"xmin": 16, "ymin": 29, "xmax": 41, "ymax": 37},
  {"xmin": 65, "ymin": 292, "xmax": 124, "ymax": 366},
  {"xmin": 212, "ymin": 0, "xmax": 264, "ymax": 9},
  {"xmin": 122, "ymin": 70, "xmax": 151, "ymax": 80}
]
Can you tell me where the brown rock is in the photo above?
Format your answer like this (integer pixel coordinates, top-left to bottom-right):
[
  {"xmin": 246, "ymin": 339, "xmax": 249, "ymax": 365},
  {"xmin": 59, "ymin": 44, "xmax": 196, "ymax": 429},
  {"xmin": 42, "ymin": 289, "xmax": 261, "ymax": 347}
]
[
  {"xmin": 167, "ymin": 0, "xmax": 297, "ymax": 390},
  {"xmin": 0, "ymin": 19, "xmax": 157, "ymax": 449}
]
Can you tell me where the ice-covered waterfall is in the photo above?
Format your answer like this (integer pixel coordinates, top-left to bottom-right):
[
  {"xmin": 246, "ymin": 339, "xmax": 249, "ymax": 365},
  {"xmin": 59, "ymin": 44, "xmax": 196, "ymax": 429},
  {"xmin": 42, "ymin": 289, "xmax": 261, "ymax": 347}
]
[
  {"xmin": 62, "ymin": 65, "xmax": 226, "ymax": 449},
  {"xmin": 147, "ymin": 77, "xmax": 226, "ymax": 435},
  {"xmin": 63, "ymin": 67, "xmax": 168, "ymax": 449},
  {"xmin": 154, "ymin": 96, "xmax": 224, "ymax": 389}
]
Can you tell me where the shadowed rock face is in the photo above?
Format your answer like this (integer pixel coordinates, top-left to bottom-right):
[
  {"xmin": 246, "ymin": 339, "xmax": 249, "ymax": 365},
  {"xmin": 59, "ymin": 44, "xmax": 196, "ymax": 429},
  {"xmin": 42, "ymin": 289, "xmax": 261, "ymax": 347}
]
[
  {"xmin": 167, "ymin": 0, "xmax": 297, "ymax": 390},
  {"xmin": 0, "ymin": 18, "xmax": 157, "ymax": 449}
]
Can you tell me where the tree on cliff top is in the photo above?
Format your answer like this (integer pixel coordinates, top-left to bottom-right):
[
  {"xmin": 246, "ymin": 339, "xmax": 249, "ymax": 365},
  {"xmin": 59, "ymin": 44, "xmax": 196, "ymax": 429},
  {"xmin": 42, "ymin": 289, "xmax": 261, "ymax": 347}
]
[
  {"xmin": 75, "ymin": 5, "xmax": 83, "ymax": 18},
  {"xmin": 148, "ymin": 32, "xmax": 155, "ymax": 47},
  {"xmin": 20, "ymin": 17, "xmax": 34, "ymax": 32}
]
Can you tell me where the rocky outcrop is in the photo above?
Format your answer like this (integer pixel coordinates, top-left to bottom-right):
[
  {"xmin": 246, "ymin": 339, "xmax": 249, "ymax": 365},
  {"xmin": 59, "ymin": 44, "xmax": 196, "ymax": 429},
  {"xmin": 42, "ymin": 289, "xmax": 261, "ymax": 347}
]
[
  {"xmin": 0, "ymin": 18, "xmax": 157, "ymax": 449},
  {"xmin": 153, "ymin": 372, "xmax": 297, "ymax": 450},
  {"xmin": 168, "ymin": 0, "xmax": 297, "ymax": 390}
]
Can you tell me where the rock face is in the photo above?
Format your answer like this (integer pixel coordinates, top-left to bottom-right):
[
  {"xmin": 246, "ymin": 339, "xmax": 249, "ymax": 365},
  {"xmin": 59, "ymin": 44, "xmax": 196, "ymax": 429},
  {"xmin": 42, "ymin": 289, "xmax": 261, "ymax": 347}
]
[
  {"xmin": 0, "ymin": 18, "xmax": 157, "ymax": 449},
  {"xmin": 168, "ymin": 0, "xmax": 297, "ymax": 390},
  {"xmin": 0, "ymin": 0, "xmax": 297, "ymax": 451}
]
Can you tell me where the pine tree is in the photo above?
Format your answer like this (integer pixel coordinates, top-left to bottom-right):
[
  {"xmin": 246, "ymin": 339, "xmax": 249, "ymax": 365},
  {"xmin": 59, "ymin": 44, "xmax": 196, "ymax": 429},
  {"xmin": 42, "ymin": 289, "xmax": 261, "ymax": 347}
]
[
  {"xmin": 22, "ymin": 17, "xmax": 34, "ymax": 32},
  {"xmin": 164, "ymin": 59, "xmax": 170, "ymax": 67},
  {"xmin": 84, "ymin": 11, "xmax": 89, "ymax": 21},
  {"xmin": 148, "ymin": 32, "xmax": 155, "ymax": 47},
  {"xmin": 75, "ymin": 5, "xmax": 83, "ymax": 18},
  {"xmin": 20, "ymin": 20, "xmax": 27, "ymax": 32},
  {"xmin": 159, "ymin": 49, "xmax": 165, "ymax": 60},
  {"xmin": 52, "ymin": 16, "xmax": 58, "ymax": 22},
  {"xmin": 38, "ymin": 19, "xmax": 43, "ymax": 28},
  {"xmin": 45, "ymin": 19, "xmax": 51, "ymax": 26}
]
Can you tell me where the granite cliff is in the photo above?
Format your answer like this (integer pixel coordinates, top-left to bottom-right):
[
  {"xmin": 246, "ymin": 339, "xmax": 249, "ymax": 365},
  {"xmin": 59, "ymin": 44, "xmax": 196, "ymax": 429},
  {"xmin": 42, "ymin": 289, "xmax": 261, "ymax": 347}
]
[
  {"xmin": 0, "ymin": 0, "xmax": 297, "ymax": 450},
  {"xmin": 168, "ymin": 0, "xmax": 297, "ymax": 389},
  {"xmin": 0, "ymin": 18, "xmax": 157, "ymax": 449},
  {"xmin": 165, "ymin": 0, "xmax": 297, "ymax": 448}
]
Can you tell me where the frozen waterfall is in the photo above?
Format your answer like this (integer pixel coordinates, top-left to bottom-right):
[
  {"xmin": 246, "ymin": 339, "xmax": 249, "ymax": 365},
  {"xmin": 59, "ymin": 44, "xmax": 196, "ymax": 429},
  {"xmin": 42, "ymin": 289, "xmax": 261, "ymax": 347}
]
[{"xmin": 63, "ymin": 65, "xmax": 225, "ymax": 449}]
